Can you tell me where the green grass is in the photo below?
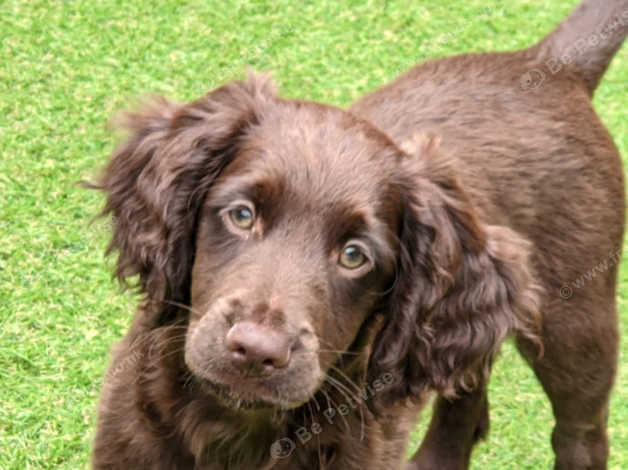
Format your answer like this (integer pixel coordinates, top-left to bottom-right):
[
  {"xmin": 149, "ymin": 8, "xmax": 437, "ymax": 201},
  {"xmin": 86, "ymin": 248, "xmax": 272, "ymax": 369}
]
[{"xmin": 0, "ymin": 0, "xmax": 626, "ymax": 468}]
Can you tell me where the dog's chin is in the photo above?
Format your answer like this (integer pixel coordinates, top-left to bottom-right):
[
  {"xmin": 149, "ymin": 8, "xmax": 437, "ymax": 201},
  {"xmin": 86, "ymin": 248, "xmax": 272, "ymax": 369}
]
[{"xmin": 194, "ymin": 374, "xmax": 316, "ymax": 412}]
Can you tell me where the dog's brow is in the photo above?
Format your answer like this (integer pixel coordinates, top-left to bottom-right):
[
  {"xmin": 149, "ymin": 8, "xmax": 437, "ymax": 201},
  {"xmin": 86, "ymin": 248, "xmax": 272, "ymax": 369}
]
[
  {"xmin": 208, "ymin": 174, "xmax": 286, "ymax": 209},
  {"xmin": 329, "ymin": 206, "xmax": 371, "ymax": 236}
]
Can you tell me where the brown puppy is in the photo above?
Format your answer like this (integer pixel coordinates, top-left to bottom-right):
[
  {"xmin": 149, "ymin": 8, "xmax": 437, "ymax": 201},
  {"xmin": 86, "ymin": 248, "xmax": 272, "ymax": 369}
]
[{"xmin": 91, "ymin": 1, "xmax": 626, "ymax": 469}]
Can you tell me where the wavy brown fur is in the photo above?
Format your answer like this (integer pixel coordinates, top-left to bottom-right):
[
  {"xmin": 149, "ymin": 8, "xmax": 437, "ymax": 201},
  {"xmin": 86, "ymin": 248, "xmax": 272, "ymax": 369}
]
[{"xmin": 92, "ymin": 1, "xmax": 625, "ymax": 469}]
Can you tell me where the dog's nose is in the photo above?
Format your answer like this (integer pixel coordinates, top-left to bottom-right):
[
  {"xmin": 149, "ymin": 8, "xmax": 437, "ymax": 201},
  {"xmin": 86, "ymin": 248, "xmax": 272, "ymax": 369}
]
[{"xmin": 225, "ymin": 322, "xmax": 292, "ymax": 372}]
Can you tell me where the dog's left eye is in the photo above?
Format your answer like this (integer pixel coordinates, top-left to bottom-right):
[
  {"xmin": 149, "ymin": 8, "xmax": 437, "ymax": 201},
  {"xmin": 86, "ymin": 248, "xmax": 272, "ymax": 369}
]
[
  {"xmin": 228, "ymin": 206, "xmax": 255, "ymax": 230},
  {"xmin": 339, "ymin": 244, "xmax": 368, "ymax": 269}
]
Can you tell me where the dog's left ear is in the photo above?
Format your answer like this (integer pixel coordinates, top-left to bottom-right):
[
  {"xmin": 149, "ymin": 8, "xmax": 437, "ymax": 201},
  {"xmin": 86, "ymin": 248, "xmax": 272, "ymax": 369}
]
[{"xmin": 370, "ymin": 135, "xmax": 542, "ymax": 400}]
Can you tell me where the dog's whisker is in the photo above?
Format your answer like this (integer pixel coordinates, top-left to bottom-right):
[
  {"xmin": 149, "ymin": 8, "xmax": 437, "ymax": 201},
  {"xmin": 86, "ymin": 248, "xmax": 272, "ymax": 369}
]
[
  {"xmin": 160, "ymin": 299, "xmax": 205, "ymax": 317},
  {"xmin": 322, "ymin": 378, "xmax": 353, "ymax": 431},
  {"xmin": 329, "ymin": 364, "xmax": 365, "ymax": 395},
  {"xmin": 317, "ymin": 349, "xmax": 361, "ymax": 355},
  {"xmin": 325, "ymin": 374, "xmax": 363, "ymax": 406}
]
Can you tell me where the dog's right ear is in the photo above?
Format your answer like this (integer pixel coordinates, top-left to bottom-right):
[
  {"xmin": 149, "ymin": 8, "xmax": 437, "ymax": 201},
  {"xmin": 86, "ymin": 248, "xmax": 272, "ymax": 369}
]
[{"xmin": 92, "ymin": 73, "xmax": 276, "ymax": 320}]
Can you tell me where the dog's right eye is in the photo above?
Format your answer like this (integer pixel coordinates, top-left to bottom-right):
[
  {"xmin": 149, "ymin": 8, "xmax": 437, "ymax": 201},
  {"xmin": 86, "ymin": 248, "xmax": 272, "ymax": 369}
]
[{"xmin": 228, "ymin": 206, "xmax": 255, "ymax": 230}]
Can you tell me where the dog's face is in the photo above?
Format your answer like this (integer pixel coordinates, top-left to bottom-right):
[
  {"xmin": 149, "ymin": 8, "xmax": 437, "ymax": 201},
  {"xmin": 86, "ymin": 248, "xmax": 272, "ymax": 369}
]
[
  {"xmin": 97, "ymin": 74, "xmax": 540, "ymax": 412},
  {"xmin": 185, "ymin": 101, "xmax": 402, "ymax": 408}
]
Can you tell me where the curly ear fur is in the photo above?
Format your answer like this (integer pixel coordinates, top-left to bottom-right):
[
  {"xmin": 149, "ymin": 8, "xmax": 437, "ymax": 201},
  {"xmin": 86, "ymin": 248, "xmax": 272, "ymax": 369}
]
[
  {"xmin": 371, "ymin": 135, "xmax": 542, "ymax": 400},
  {"xmin": 93, "ymin": 73, "xmax": 276, "ymax": 324}
]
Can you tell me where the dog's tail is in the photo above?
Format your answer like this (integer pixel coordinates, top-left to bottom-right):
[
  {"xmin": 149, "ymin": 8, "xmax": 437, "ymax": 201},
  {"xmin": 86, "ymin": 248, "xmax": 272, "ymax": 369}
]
[{"xmin": 534, "ymin": 0, "xmax": 628, "ymax": 94}]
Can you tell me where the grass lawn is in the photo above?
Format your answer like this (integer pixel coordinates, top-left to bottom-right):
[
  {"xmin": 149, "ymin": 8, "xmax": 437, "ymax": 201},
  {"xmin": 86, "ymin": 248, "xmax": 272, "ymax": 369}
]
[{"xmin": 1, "ymin": 0, "xmax": 626, "ymax": 468}]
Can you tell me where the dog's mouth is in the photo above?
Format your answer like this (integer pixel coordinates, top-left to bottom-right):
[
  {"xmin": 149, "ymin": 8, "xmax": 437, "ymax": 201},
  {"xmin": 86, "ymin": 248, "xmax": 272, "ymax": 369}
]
[
  {"xmin": 192, "ymin": 369, "xmax": 319, "ymax": 411},
  {"xmin": 198, "ymin": 377, "xmax": 280, "ymax": 410}
]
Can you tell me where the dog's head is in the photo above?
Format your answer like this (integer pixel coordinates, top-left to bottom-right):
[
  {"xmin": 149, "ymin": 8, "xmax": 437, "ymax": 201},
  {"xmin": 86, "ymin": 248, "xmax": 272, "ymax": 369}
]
[{"xmin": 96, "ymin": 74, "xmax": 540, "ymax": 410}]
